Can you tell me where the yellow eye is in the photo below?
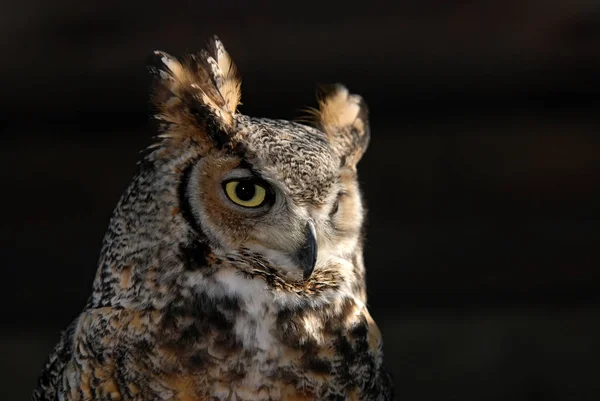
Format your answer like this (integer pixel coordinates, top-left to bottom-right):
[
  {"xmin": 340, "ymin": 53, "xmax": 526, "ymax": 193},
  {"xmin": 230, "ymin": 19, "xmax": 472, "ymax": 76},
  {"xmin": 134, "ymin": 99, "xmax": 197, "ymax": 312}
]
[{"xmin": 224, "ymin": 180, "xmax": 268, "ymax": 208}]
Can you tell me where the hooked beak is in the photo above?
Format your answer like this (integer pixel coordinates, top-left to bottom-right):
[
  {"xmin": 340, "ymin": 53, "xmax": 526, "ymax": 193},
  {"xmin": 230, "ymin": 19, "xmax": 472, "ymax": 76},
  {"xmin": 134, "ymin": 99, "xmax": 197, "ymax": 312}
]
[{"xmin": 295, "ymin": 221, "xmax": 318, "ymax": 280}]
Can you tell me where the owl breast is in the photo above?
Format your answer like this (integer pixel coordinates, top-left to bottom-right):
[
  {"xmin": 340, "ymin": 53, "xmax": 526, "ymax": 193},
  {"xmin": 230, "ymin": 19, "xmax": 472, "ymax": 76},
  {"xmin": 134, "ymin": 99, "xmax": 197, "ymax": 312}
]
[{"xmin": 162, "ymin": 307, "xmax": 376, "ymax": 400}]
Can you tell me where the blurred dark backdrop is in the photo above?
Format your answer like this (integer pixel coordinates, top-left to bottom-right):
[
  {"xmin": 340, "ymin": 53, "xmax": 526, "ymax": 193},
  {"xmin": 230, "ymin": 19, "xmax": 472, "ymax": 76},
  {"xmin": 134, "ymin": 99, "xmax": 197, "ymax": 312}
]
[{"xmin": 2, "ymin": 1, "xmax": 600, "ymax": 400}]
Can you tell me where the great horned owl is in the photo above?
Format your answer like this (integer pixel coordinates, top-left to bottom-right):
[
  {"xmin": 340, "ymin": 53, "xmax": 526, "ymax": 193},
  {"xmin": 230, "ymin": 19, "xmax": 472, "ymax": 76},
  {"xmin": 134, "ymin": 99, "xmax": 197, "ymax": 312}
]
[{"xmin": 32, "ymin": 36, "xmax": 393, "ymax": 401}]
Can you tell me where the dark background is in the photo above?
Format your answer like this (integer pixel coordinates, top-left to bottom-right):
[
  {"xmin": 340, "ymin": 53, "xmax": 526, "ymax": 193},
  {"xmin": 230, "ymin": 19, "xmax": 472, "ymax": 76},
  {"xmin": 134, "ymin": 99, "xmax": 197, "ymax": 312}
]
[{"xmin": 2, "ymin": 1, "xmax": 600, "ymax": 400}]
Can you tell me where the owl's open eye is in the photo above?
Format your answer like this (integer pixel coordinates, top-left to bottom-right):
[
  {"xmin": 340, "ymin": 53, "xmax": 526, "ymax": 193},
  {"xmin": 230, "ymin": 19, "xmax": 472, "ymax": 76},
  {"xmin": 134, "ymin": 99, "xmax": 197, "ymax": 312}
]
[
  {"xmin": 223, "ymin": 179, "xmax": 272, "ymax": 208},
  {"xmin": 329, "ymin": 190, "xmax": 348, "ymax": 217}
]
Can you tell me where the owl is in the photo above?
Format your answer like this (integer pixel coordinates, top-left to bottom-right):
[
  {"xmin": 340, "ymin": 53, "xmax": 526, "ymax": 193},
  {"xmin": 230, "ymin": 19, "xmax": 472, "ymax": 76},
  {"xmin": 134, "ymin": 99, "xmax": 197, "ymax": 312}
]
[{"xmin": 32, "ymin": 36, "xmax": 393, "ymax": 401}]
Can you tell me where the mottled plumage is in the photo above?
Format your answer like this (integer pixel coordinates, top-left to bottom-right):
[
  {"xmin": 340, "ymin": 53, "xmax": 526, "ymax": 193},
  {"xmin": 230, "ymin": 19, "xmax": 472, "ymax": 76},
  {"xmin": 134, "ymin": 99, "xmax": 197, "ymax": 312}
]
[{"xmin": 32, "ymin": 35, "xmax": 393, "ymax": 401}]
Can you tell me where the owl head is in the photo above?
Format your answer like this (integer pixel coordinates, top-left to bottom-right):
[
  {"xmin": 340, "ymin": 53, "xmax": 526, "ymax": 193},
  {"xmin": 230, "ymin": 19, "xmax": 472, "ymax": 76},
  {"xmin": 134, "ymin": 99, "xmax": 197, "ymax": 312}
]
[
  {"xmin": 148, "ymin": 36, "xmax": 369, "ymax": 282},
  {"xmin": 93, "ymin": 36, "xmax": 371, "ymax": 307}
]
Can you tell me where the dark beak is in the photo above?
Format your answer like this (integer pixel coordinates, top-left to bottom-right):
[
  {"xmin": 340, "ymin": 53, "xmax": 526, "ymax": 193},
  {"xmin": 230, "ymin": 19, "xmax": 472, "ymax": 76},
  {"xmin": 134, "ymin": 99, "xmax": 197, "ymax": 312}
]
[{"xmin": 296, "ymin": 221, "xmax": 318, "ymax": 280}]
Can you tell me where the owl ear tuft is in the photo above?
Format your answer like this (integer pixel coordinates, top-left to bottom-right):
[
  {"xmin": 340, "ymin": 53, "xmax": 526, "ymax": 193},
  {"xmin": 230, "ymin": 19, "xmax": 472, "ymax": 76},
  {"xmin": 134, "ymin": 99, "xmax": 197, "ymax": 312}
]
[
  {"xmin": 148, "ymin": 36, "xmax": 242, "ymax": 145},
  {"xmin": 314, "ymin": 84, "xmax": 370, "ymax": 169}
]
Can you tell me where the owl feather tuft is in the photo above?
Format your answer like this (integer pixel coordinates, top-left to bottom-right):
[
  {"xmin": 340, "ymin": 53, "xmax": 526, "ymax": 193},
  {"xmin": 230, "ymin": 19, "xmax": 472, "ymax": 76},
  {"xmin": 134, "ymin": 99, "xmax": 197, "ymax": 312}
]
[
  {"xmin": 310, "ymin": 84, "xmax": 370, "ymax": 169},
  {"xmin": 148, "ymin": 35, "xmax": 241, "ymax": 148}
]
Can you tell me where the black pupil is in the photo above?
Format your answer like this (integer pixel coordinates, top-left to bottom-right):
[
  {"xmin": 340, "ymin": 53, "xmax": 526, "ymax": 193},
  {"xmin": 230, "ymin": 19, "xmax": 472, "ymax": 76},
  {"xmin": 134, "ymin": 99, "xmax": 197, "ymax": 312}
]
[{"xmin": 235, "ymin": 181, "xmax": 256, "ymax": 202}]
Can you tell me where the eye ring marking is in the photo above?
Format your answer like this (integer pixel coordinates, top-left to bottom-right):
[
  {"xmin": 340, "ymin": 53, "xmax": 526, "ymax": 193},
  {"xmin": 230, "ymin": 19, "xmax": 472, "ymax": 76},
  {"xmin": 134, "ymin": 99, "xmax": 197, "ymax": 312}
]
[{"xmin": 223, "ymin": 179, "xmax": 269, "ymax": 208}]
